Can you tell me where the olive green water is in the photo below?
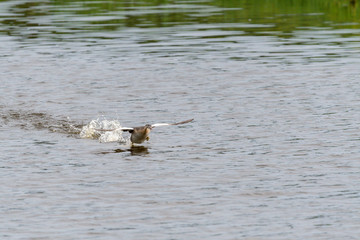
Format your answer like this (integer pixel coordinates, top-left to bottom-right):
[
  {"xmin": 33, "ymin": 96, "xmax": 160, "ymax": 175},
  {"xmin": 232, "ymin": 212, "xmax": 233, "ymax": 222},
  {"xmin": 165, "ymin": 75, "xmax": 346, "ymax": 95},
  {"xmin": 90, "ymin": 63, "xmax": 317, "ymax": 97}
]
[{"xmin": 1, "ymin": 0, "xmax": 360, "ymax": 239}]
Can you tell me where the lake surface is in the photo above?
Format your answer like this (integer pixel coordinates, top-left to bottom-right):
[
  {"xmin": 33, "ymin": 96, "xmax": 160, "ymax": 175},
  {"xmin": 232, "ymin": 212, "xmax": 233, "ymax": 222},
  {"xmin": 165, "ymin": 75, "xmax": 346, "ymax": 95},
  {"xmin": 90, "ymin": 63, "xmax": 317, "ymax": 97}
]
[{"xmin": 1, "ymin": 0, "xmax": 360, "ymax": 239}]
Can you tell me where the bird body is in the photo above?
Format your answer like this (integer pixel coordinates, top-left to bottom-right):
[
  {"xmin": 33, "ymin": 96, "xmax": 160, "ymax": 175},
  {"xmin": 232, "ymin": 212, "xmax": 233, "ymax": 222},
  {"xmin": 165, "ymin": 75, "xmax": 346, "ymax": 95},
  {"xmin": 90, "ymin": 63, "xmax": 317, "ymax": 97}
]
[{"xmin": 127, "ymin": 124, "xmax": 152, "ymax": 144}]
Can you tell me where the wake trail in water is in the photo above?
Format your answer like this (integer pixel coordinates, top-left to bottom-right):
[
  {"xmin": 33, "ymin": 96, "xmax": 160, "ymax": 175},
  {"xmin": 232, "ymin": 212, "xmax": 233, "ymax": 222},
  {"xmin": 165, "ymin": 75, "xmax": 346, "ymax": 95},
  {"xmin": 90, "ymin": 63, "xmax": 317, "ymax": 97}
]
[
  {"xmin": 1, "ymin": 109, "xmax": 81, "ymax": 134},
  {"xmin": 0, "ymin": 109, "xmax": 127, "ymax": 143}
]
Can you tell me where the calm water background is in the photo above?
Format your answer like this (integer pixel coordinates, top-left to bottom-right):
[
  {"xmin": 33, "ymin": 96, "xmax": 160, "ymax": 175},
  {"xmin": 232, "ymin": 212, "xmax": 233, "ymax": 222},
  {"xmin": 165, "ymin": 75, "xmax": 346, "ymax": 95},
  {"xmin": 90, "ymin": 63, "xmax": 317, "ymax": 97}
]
[{"xmin": 1, "ymin": 0, "xmax": 360, "ymax": 239}]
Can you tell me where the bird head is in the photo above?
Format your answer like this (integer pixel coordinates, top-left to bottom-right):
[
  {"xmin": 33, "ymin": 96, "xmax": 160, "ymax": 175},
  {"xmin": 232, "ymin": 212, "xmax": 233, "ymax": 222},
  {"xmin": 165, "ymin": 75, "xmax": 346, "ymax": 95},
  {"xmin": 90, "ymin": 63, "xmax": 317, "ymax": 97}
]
[{"xmin": 145, "ymin": 124, "xmax": 153, "ymax": 130}]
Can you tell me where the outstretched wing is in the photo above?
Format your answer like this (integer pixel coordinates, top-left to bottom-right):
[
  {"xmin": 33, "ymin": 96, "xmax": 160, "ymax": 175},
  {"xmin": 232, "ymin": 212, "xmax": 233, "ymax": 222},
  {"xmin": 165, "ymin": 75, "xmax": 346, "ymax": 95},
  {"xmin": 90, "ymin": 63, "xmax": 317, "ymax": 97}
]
[
  {"xmin": 151, "ymin": 118, "xmax": 194, "ymax": 128},
  {"xmin": 171, "ymin": 118, "xmax": 194, "ymax": 125},
  {"xmin": 151, "ymin": 123, "xmax": 171, "ymax": 127},
  {"xmin": 96, "ymin": 127, "xmax": 134, "ymax": 132}
]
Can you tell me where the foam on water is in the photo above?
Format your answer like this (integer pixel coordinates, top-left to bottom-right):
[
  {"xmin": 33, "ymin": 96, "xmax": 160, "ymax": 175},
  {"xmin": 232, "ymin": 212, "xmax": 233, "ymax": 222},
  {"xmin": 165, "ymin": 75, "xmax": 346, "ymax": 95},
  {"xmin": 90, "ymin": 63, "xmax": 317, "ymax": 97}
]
[{"xmin": 79, "ymin": 119, "xmax": 127, "ymax": 143}]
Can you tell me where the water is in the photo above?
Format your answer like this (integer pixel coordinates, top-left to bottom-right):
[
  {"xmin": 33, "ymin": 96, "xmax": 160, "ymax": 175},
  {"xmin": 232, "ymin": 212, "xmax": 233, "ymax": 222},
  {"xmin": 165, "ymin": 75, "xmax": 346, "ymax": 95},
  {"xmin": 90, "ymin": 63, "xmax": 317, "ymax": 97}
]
[{"xmin": 1, "ymin": 0, "xmax": 360, "ymax": 239}]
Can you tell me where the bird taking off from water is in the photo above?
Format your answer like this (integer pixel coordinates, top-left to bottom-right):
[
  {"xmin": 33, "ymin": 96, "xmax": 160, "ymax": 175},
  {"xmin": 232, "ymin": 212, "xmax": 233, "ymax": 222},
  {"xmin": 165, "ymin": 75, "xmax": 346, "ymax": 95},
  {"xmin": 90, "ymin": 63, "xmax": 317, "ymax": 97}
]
[{"xmin": 97, "ymin": 119, "xmax": 194, "ymax": 144}]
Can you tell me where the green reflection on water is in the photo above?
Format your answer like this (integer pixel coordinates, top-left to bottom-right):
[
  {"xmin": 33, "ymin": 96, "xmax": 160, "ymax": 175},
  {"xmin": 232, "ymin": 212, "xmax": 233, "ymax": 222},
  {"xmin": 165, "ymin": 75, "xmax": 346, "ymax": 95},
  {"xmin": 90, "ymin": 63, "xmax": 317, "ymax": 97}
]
[{"xmin": 1, "ymin": 0, "xmax": 360, "ymax": 39}]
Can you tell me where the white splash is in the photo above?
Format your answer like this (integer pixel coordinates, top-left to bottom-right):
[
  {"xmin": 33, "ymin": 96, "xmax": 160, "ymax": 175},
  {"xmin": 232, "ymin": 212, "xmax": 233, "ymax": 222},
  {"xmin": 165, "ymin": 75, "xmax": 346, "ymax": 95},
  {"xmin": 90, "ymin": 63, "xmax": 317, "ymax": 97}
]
[{"xmin": 79, "ymin": 119, "xmax": 127, "ymax": 143}]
